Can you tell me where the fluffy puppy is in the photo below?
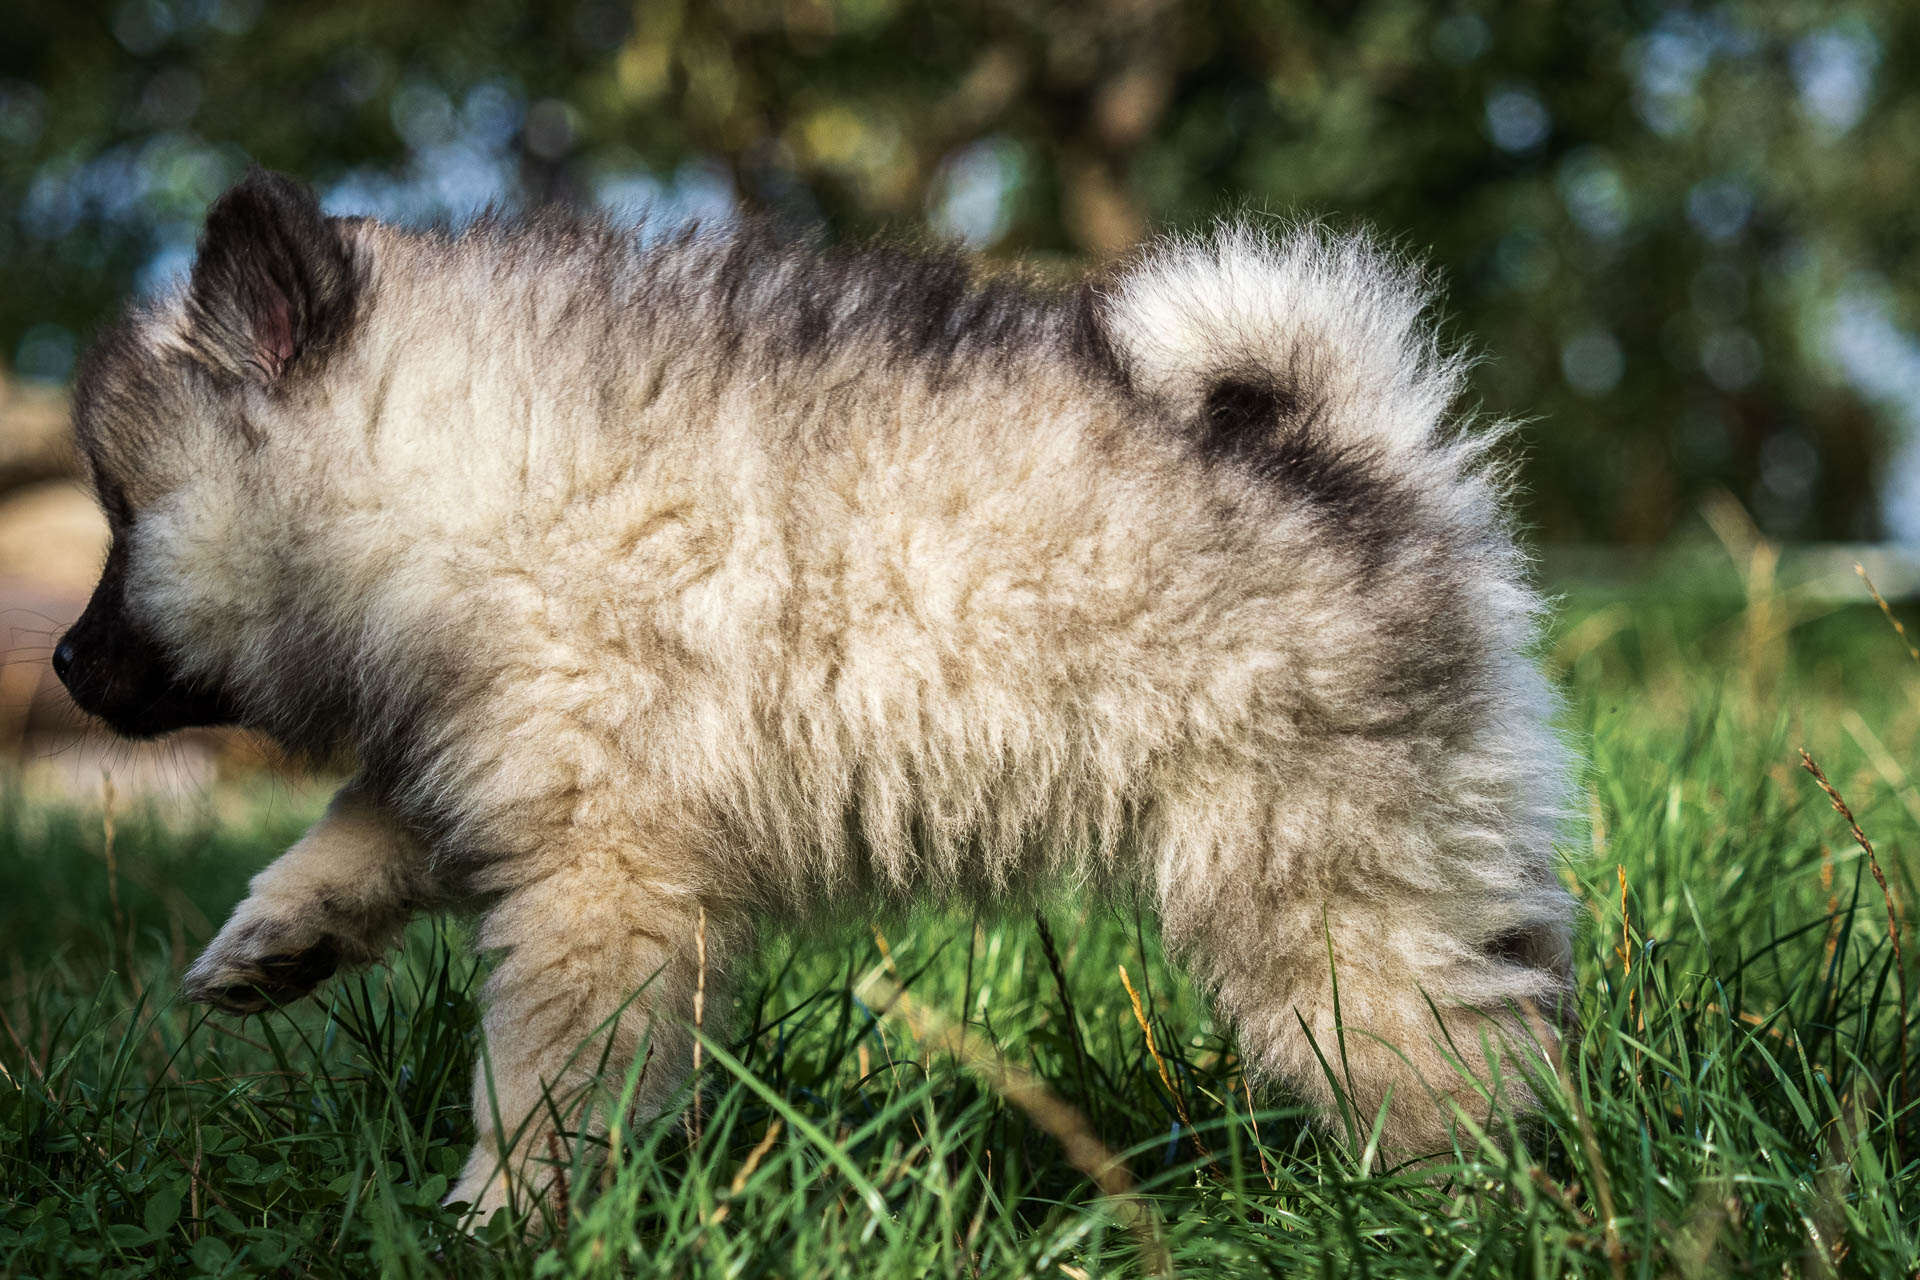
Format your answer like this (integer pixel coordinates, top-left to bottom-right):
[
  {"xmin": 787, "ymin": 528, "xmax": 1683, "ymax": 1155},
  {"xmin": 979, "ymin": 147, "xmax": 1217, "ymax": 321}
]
[{"xmin": 55, "ymin": 169, "xmax": 1574, "ymax": 1217}]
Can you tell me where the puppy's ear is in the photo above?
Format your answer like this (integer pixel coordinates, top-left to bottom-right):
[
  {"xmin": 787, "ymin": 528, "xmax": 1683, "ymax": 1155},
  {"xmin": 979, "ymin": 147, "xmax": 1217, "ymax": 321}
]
[{"xmin": 185, "ymin": 167, "xmax": 358, "ymax": 385}]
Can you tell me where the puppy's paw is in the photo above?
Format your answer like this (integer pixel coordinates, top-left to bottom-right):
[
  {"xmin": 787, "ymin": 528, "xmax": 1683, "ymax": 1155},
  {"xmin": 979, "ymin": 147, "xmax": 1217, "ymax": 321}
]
[
  {"xmin": 182, "ymin": 915, "xmax": 343, "ymax": 1015},
  {"xmin": 447, "ymin": 1157, "xmax": 553, "ymax": 1236},
  {"xmin": 446, "ymin": 1165, "xmax": 512, "ymax": 1226}
]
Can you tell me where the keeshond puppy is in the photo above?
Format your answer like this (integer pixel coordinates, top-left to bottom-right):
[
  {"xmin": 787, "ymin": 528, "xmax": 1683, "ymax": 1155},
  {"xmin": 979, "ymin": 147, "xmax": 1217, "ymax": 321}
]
[{"xmin": 55, "ymin": 168, "xmax": 1573, "ymax": 1217}]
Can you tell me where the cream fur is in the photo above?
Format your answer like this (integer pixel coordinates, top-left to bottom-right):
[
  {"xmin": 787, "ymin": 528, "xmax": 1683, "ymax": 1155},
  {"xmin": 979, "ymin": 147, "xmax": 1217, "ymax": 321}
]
[{"xmin": 75, "ymin": 204, "xmax": 1575, "ymax": 1220}]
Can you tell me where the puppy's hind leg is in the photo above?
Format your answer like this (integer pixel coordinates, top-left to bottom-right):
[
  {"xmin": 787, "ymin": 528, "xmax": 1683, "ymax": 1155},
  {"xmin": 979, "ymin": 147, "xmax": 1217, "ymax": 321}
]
[
  {"xmin": 1153, "ymin": 787, "xmax": 1573, "ymax": 1164},
  {"xmin": 183, "ymin": 776, "xmax": 433, "ymax": 1014},
  {"xmin": 448, "ymin": 832, "xmax": 736, "ymax": 1225}
]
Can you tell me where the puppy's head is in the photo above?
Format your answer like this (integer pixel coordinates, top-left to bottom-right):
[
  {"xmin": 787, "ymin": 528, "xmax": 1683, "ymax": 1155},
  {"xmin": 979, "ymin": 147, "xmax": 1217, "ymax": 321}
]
[{"xmin": 55, "ymin": 168, "xmax": 362, "ymax": 739}]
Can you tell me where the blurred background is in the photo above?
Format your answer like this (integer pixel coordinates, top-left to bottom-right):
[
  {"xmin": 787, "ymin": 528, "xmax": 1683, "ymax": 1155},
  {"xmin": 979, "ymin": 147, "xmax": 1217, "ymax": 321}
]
[{"xmin": 4, "ymin": 0, "xmax": 1920, "ymax": 784}]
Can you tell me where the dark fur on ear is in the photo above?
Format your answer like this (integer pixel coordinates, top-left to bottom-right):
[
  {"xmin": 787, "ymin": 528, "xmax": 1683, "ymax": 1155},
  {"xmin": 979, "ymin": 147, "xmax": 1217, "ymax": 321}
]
[{"xmin": 185, "ymin": 167, "xmax": 359, "ymax": 384}]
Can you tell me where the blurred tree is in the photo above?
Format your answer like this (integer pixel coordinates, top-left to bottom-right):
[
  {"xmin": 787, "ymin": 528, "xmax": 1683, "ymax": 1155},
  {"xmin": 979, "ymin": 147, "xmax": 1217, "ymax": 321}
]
[{"xmin": 4, "ymin": 0, "xmax": 1917, "ymax": 542}]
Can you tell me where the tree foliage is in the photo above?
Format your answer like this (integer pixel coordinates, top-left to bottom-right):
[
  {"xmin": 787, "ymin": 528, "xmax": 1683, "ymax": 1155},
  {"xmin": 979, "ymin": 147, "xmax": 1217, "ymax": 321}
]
[{"xmin": 6, "ymin": 0, "xmax": 1919, "ymax": 541}]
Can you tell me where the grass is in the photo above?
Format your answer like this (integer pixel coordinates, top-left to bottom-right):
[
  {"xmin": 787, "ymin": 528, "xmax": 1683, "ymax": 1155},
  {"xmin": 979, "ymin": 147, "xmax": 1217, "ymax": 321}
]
[{"xmin": 5, "ymin": 589, "xmax": 1920, "ymax": 1277}]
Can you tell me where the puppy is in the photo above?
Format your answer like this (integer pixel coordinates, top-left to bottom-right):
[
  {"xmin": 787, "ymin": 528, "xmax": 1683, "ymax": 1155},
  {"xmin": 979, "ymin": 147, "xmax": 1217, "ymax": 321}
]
[{"xmin": 56, "ymin": 168, "xmax": 1573, "ymax": 1216}]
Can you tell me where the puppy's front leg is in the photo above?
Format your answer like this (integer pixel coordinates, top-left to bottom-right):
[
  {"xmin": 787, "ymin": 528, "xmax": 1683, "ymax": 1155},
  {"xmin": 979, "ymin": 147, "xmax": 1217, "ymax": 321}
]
[
  {"xmin": 449, "ymin": 837, "xmax": 737, "ymax": 1222},
  {"xmin": 183, "ymin": 777, "xmax": 431, "ymax": 1014}
]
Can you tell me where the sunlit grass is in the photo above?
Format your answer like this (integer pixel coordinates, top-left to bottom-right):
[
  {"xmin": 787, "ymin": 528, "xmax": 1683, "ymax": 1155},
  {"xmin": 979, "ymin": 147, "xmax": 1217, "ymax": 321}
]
[{"xmin": 4, "ymin": 594, "xmax": 1919, "ymax": 1276}]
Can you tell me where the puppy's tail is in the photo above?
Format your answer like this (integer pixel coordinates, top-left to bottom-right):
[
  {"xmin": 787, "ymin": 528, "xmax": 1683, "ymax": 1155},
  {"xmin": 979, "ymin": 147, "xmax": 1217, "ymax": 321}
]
[{"xmin": 1100, "ymin": 220, "xmax": 1502, "ymax": 528}]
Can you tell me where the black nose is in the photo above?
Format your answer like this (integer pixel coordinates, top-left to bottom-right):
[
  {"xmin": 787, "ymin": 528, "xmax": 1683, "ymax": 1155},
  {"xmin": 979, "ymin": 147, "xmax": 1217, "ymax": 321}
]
[{"xmin": 51, "ymin": 638, "xmax": 77, "ymax": 684}]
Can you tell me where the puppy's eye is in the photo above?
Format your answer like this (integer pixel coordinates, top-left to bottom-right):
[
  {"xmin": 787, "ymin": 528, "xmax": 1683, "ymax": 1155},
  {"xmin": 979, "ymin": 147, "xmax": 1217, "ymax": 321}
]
[{"xmin": 96, "ymin": 481, "xmax": 134, "ymax": 528}]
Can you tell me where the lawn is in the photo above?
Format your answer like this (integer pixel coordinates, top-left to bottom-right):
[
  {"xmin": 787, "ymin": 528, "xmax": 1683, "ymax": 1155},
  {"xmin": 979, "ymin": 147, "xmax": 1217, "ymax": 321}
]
[{"xmin": 3, "ymin": 590, "xmax": 1918, "ymax": 1277}]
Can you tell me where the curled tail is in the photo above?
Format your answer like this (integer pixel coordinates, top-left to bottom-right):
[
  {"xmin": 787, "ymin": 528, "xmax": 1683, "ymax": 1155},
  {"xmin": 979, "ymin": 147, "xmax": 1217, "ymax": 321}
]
[{"xmin": 1100, "ymin": 221, "xmax": 1506, "ymax": 543}]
